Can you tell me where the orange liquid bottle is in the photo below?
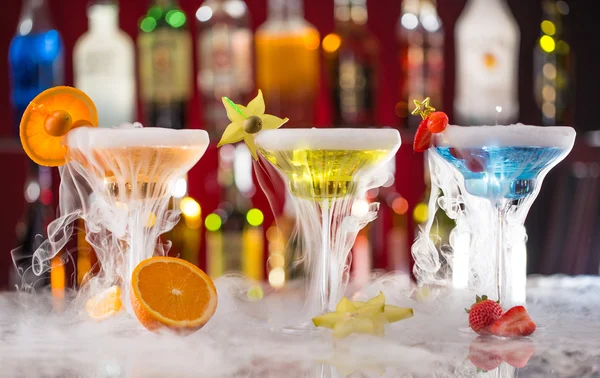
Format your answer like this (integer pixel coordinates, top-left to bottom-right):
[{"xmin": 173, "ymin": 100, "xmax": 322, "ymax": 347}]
[{"xmin": 255, "ymin": 0, "xmax": 320, "ymax": 127}]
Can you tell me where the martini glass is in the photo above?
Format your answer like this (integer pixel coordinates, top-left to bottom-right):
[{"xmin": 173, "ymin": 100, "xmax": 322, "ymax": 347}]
[
  {"xmin": 32, "ymin": 126, "xmax": 209, "ymax": 312},
  {"xmin": 430, "ymin": 124, "xmax": 575, "ymax": 307},
  {"xmin": 255, "ymin": 128, "xmax": 401, "ymax": 325}
]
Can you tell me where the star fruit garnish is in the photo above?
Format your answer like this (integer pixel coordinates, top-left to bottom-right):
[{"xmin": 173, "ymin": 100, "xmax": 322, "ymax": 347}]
[
  {"xmin": 312, "ymin": 292, "xmax": 413, "ymax": 339},
  {"xmin": 217, "ymin": 89, "xmax": 289, "ymax": 160}
]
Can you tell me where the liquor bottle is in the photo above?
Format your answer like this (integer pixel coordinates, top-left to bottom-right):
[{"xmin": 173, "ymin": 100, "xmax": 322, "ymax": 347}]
[
  {"xmin": 9, "ymin": 0, "xmax": 63, "ymax": 289},
  {"xmin": 11, "ymin": 163, "xmax": 55, "ymax": 289},
  {"xmin": 9, "ymin": 0, "xmax": 64, "ymax": 136},
  {"xmin": 454, "ymin": 0, "xmax": 520, "ymax": 125},
  {"xmin": 138, "ymin": 0, "xmax": 193, "ymax": 129},
  {"xmin": 397, "ymin": 0, "xmax": 444, "ymax": 129},
  {"xmin": 74, "ymin": 0, "xmax": 136, "ymax": 127},
  {"xmin": 196, "ymin": 0, "xmax": 253, "ymax": 137},
  {"xmin": 534, "ymin": 0, "xmax": 572, "ymax": 125},
  {"xmin": 255, "ymin": 0, "xmax": 320, "ymax": 127},
  {"xmin": 324, "ymin": 0, "xmax": 378, "ymax": 127},
  {"xmin": 206, "ymin": 145, "xmax": 264, "ymax": 280}
]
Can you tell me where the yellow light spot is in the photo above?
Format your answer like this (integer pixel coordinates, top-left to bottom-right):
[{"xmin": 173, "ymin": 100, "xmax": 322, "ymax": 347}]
[
  {"xmin": 246, "ymin": 208, "xmax": 264, "ymax": 227},
  {"xmin": 205, "ymin": 213, "xmax": 222, "ymax": 232},
  {"xmin": 180, "ymin": 196, "xmax": 201, "ymax": 219},
  {"xmin": 247, "ymin": 285, "xmax": 264, "ymax": 301},
  {"xmin": 115, "ymin": 201, "xmax": 129, "ymax": 211},
  {"xmin": 413, "ymin": 203, "xmax": 428, "ymax": 224},
  {"xmin": 268, "ymin": 267, "xmax": 286, "ymax": 289},
  {"xmin": 483, "ymin": 53, "xmax": 497, "ymax": 69},
  {"xmin": 392, "ymin": 197, "xmax": 409, "ymax": 215},
  {"xmin": 51, "ymin": 255, "xmax": 65, "ymax": 296},
  {"xmin": 541, "ymin": 20, "xmax": 556, "ymax": 36},
  {"xmin": 540, "ymin": 35, "xmax": 555, "ymax": 53},
  {"xmin": 322, "ymin": 33, "xmax": 342, "ymax": 53},
  {"xmin": 146, "ymin": 212, "xmax": 157, "ymax": 228}
]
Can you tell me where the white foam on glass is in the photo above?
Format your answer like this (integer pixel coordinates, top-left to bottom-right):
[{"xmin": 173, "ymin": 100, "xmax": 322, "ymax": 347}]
[
  {"xmin": 434, "ymin": 124, "xmax": 576, "ymax": 149},
  {"xmin": 255, "ymin": 128, "xmax": 401, "ymax": 152},
  {"xmin": 66, "ymin": 127, "xmax": 210, "ymax": 150}
]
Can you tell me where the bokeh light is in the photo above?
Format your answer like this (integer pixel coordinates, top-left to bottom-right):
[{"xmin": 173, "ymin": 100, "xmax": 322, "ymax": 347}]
[
  {"xmin": 205, "ymin": 213, "xmax": 222, "ymax": 232},
  {"xmin": 392, "ymin": 197, "xmax": 409, "ymax": 215},
  {"xmin": 322, "ymin": 33, "xmax": 341, "ymax": 53},
  {"xmin": 246, "ymin": 208, "xmax": 264, "ymax": 227},
  {"xmin": 540, "ymin": 35, "xmax": 555, "ymax": 53}
]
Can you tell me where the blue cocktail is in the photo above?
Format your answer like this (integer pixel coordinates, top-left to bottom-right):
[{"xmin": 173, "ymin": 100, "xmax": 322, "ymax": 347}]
[
  {"xmin": 435, "ymin": 146, "xmax": 568, "ymax": 200},
  {"xmin": 429, "ymin": 125, "xmax": 575, "ymax": 306}
]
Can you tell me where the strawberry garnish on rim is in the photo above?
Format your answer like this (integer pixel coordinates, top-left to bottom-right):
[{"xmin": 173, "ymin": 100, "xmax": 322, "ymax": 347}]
[
  {"xmin": 411, "ymin": 97, "xmax": 448, "ymax": 152},
  {"xmin": 413, "ymin": 117, "xmax": 432, "ymax": 152}
]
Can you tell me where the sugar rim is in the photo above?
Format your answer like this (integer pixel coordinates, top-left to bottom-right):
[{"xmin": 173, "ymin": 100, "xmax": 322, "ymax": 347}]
[
  {"xmin": 255, "ymin": 128, "xmax": 401, "ymax": 152},
  {"xmin": 433, "ymin": 124, "xmax": 576, "ymax": 149},
  {"xmin": 66, "ymin": 127, "xmax": 210, "ymax": 150}
]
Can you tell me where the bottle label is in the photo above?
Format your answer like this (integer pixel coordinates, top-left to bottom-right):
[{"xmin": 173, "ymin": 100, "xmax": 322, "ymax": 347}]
[
  {"xmin": 337, "ymin": 56, "xmax": 375, "ymax": 125},
  {"xmin": 198, "ymin": 25, "xmax": 253, "ymax": 130},
  {"xmin": 81, "ymin": 49, "xmax": 116, "ymax": 77},
  {"xmin": 198, "ymin": 26, "xmax": 253, "ymax": 96},
  {"xmin": 138, "ymin": 29, "xmax": 192, "ymax": 103},
  {"xmin": 455, "ymin": 33, "xmax": 519, "ymax": 124}
]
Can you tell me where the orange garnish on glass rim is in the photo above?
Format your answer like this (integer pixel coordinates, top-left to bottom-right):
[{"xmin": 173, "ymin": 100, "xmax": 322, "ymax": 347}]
[
  {"xmin": 130, "ymin": 256, "xmax": 218, "ymax": 333},
  {"xmin": 20, "ymin": 86, "xmax": 98, "ymax": 167}
]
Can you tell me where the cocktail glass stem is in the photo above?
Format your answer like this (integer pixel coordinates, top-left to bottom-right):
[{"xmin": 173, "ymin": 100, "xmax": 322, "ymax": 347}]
[
  {"xmin": 495, "ymin": 200, "xmax": 510, "ymax": 305},
  {"xmin": 319, "ymin": 198, "xmax": 333, "ymax": 312}
]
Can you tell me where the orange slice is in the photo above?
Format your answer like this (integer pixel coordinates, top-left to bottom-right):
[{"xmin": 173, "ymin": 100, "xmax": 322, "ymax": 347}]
[
  {"xmin": 20, "ymin": 86, "xmax": 98, "ymax": 167},
  {"xmin": 130, "ymin": 257, "xmax": 218, "ymax": 333},
  {"xmin": 85, "ymin": 285, "xmax": 123, "ymax": 321}
]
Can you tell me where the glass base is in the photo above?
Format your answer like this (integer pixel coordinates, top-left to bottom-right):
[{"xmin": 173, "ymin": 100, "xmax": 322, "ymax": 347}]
[
  {"xmin": 278, "ymin": 321, "xmax": 324, "ymax": 335},
  {"xmin": 458, "ymin": 325, "xmax": 476, "ymax": 335}
]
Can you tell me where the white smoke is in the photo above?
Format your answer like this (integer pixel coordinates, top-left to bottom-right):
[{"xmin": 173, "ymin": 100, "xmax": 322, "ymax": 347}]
[
  {"xmin": 412, "ymin": 143, "xmax": 571, "ymax": 308},
  {"xmin": 1, "ymin": 275, "xmax": 599, "ymax": 377},
  {"xmin": 11, "ymin": 124, "xmax": 207, "ymax": 313}
]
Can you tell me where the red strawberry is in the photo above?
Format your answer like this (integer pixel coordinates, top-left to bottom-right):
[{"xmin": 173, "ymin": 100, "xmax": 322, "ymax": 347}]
[
  {"xmin": 413, "ymin": 117, "xmax": 432, "ymax": 152},
  {"xmin": 427, "ymin": 111, "xmax": 449, "ymax": 133},
  {"xmin": 448, "ymin": 148, "xmax": 487, "ymax": 173},
  {"xmin": 449, "ymin": 147, "xmax": 460, "ymax": 158},
  {"xmin": 469, "ymin": 336, "xmax": 503, "ymax": 372},
  {"xmin": 466, "ymin": 295, "xmax": 503, "ymax": 335},
  {"xmin": 502, "ymin": 338, "xmax": 536, "ymax": 368},
  {"xmin": 490, "ymin": 306, "xmax": 536, "ymax": 337},
  {"xmin": 464, "ymin": 155, "xmax": 486, "ymax": 173}
]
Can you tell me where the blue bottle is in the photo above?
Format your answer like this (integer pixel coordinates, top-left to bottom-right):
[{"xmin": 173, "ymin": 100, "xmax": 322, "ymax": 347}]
[
  {"xmin": 9, "ymin": 0, "xmax": 64, "ymax": 135},
  {"xmin": 8, "ymin": 0, "xmax": 63, "ymax": 289}
]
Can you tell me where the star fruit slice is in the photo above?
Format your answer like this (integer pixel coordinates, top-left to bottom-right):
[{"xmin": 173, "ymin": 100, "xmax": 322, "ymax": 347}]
[{"xmin": 312, "ymin": 292, "xmax": 413, "ymax": 338}]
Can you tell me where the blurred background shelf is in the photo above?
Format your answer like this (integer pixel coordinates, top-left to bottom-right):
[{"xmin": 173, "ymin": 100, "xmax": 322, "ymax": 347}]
[{"xmin": 0, "ymin": 0, "xmax": 598, "ymax": 290}]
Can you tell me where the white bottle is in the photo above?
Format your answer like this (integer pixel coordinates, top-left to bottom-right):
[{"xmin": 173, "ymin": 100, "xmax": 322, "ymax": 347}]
[
  {"xmin": 73, "ymin": 1, "xmax": 136, "ymax": 127},
  {"xmin": 454, "ymin": 0, "xmax": 520, "ymax": 125}
]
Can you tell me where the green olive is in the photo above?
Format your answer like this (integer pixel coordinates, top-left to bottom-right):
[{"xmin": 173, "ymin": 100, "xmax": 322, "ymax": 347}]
[{"xmin": 242, "ymin": 116, "xmax": 263, "ymax": 134}]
